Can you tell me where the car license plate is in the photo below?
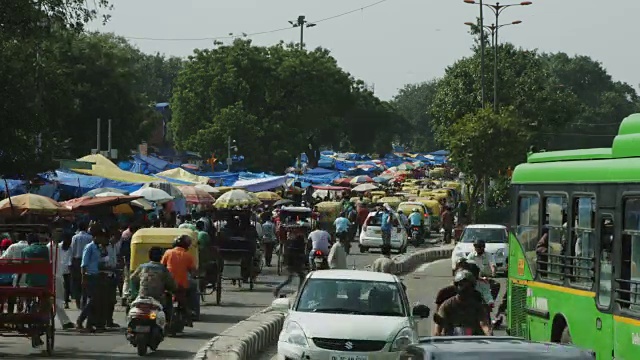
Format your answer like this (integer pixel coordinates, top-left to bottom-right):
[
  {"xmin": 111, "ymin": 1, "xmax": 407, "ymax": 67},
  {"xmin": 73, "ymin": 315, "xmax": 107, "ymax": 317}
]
[
  {"xmin": 331, "ymin": 355, "xmax": 368, "ymax": 360},
  {"xmin": 135, "ymin": 325, "xmax": 151, "ymax": 332},
  {"xmin": 314, "ymin": 258, "xmax": 324, "ymax": 264}
]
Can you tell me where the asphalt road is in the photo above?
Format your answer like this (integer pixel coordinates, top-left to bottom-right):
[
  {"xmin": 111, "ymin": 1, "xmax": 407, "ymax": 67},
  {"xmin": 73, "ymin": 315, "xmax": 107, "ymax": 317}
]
[
  {"xmin": 259, "ymin": 257, "xmax": 508, "ymax": 360},
  {"xmin": 0, "ymin": 242, "xmax": 432, "ymax": 359}
]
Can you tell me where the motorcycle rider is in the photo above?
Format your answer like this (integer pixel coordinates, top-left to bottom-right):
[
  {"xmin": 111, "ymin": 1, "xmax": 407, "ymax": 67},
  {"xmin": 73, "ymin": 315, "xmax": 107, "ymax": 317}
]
[
  {"xmin": 129, "ymin": 247, "xmax": 177, "ymax": 322},
  {"xmin": 161, "ymin": 235, "xmax": 197, "ymax": 327},
  {"xmin": 434, "ymin": 259, "xmax": 483, "ymax": 311},
  {"xmin": 466, "ymin": 239, "xmax": 500, "ymax": 299},
  {"xmin": 407, "ymin": 208, "xmax": 424, "ymax": 243},
  {"xmin": 397, "ymin": 210, "xmax": 409, "ymax": 233},
  {"xmin": 333, "ymin": 212, "xmax": 351, "ymax": 245},
  {"xmin": 433, "ymin": 270, "xmax": 492, "ymax": 336},
  {"xmin": 307, "ymin": 223, "xmax": 331, "ymax": 269}
]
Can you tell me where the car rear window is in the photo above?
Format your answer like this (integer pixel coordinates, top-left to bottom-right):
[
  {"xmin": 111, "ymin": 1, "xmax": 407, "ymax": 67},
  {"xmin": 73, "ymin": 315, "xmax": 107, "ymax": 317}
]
[{"xmin": 367, "ymin": 213, "xmax": 382, "ymax": 226}]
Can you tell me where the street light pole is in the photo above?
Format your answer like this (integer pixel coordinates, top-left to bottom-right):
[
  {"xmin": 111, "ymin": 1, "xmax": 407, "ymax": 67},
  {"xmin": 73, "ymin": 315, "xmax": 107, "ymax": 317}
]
[
  {"xmin": 289, "ymin": 15, "xmax": 316, "ymax": 50},
  {"xmin": 226, "ymin": 136, "xmax": 237, "ymax": 172}
]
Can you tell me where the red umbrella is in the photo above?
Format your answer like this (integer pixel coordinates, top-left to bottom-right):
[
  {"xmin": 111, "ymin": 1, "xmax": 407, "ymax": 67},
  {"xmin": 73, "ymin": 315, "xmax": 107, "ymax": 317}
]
[
  {"xmin": 177, "ymin": 185, "xmax": 215, "ymax": 205},
  {"xmin": 333, "ymin": 178, "xmax": 353, "ymax": 186},
  {"xmin": 61, "ymin": 195, "xmax": 142, "ymax": 210}
]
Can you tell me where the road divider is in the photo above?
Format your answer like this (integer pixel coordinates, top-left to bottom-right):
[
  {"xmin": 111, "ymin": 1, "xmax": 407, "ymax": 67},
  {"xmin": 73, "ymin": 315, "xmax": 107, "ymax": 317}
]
[{"xmin": 193, "ymin": 245, "xmax": 453, "ymax": 360}]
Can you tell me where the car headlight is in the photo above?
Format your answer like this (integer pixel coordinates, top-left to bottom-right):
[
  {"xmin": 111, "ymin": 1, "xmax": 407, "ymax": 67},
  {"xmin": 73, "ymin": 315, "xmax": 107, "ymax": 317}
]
[
  {"xmin": 390, "ymin": 327, "xmax": 417, "ymax": 351},
  {"xmin": 279, "ymin": 320, "xmax": 309, "ymax": 347}
]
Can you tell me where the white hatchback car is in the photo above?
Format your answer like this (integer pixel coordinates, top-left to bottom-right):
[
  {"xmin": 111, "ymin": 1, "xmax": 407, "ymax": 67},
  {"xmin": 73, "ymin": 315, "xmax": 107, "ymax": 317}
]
[
  {"xmin": 450, "ymin": 224, "xmax": 509, "ymax": 274},
  {"xmin": 359, "ymin": 211, "xmax": 408, "ymax": 253},
  {"xmin": 273, "ymin": 270, "xmax": 431, "ymax": 360}
]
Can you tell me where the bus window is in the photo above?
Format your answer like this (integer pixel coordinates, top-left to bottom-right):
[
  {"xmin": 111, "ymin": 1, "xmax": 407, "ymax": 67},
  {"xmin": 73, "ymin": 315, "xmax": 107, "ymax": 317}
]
[
  {"xmin": 620, "ymin": 198, "xmax": 640, "ymax": 312},
  {"xmin": 540, "ymin": 196, "xmax": 567, "ymax": 281},
  {"xmin": 517, "ymin": 195, "xmax": 539, "ymax": 275},
  {"xmin": 597, "ymin": 216, "xmax": 614, "ymax": 308},
  {"xmin": 569, "ymin": 197, "xmax": 596, "ymax": 288}
]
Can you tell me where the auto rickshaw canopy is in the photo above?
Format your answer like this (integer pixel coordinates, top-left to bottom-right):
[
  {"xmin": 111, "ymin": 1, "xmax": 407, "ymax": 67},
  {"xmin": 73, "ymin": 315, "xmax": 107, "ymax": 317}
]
[{"xmin": 130, "ymin": 227, "xmax": 199, "ymax": 271}]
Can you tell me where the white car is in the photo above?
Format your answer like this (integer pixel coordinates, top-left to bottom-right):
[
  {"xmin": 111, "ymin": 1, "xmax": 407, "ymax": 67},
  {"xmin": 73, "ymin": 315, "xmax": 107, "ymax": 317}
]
[
  {"xmin": 451, "ymin": 224, "xmax": 509, "ymax": 274},
  {"xmin": 359, "ymin": 211, "xmax": 408, "ymax": 253},
  {"xmin": 273, "ymin": 270, "xmax": 431, "ymax": 360}
]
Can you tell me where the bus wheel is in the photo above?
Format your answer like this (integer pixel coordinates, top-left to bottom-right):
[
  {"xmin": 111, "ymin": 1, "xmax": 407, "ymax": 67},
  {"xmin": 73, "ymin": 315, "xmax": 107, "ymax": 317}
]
[{"xmin": 560, "ymin": 326, "xmax": 573, "ymax": 344}]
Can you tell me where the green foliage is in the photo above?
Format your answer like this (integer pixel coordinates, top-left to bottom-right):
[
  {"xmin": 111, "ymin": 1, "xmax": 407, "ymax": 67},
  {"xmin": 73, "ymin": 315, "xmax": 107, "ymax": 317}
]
[
  {"xmin": 171, "ymin": 39, "xmax": 404, "ymax": 171},
  {"xmin": 392, "ymin": 81, "xmax": 439, "ymax": 151}
]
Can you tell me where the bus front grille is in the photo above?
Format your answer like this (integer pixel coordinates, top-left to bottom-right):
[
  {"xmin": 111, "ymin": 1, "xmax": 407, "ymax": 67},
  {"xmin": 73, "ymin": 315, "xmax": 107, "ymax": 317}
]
[{"xmin": 509, "ymin": 283, "xmax": 528, "ymax": 338}]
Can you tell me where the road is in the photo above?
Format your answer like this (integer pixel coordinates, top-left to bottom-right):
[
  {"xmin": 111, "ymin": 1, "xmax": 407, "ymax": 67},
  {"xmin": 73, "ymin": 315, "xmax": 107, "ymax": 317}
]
[
  {"xmin": 0, "ymin": 243, "xmax": 432, "ymax": 359},
  {"xmin": 259, "ymin": 257, "xmax": 507, "ymax": 360}
]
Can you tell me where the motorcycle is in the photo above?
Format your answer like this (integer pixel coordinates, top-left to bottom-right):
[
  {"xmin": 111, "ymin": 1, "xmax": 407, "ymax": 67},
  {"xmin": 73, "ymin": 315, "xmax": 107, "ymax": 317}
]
[
  {"xmin": 337, "ymin": 231, "xmax": 350, "ymax": 254},
  {"xmin": 312, "ymin": 250, "xmax": 329, "ymax": 270},
  {"xmin": 126, "ymin": 296, "xmax": 166, "ymax": 356},
  {"xmin": 167, "ymin": 293, "xmax": 191, "ymax": 336},
  {"xmin": 410, "ymin": 225, "xmax": 423, "ymax": 246}
]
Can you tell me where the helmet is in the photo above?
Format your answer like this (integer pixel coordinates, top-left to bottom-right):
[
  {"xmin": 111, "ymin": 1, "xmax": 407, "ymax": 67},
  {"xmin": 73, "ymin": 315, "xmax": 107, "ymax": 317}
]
[
  {"xmin": 413, "ymin": 208, "xmax": 419, "ymax": 212},
  {"xmin": 465, "ymin": 260, "xmax": 481, "ymax": 279},
  {"xmin": 397, "ymin": 210, "xmax": 404, "ymax": 214},
  {"xmin": 453, "ymin": 269, "xmax": 475, "ymax": 286},
  {"xmin": 173, "ymin": 235, "xmax": 192, "ymax": 249},
  {"xmin": 473, "ymin": 239, "xmax": 486, "ymax": 248},
  {"xmin": 455, "ymin": 257, "xmax": 468, "ymax": 270}
]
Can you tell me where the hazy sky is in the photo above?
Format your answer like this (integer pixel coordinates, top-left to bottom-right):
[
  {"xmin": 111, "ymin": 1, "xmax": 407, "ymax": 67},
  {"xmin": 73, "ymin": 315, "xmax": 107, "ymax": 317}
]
[{"xmin": 92, "ymin": 0, "xmax": 640, "ymax": 100}]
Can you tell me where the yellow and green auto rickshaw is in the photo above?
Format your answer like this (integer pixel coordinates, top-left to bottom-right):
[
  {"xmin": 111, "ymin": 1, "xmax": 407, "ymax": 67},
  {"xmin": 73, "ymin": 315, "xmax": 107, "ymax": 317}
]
[
  {"xmin": 414, "ymin": 197, "xmax": 442, "ymax": 230},
  {"xmin": 129, "ymin": 227, "xmax": 202, "ymax": 315}
]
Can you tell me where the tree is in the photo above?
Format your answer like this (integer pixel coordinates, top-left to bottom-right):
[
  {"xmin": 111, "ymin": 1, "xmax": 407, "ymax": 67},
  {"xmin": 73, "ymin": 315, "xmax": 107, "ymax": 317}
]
[
  {"xmin": 170, "ymin": 39, "xmax": 402, "ymax": 171},
  {"xmin": 446, "ymin": 108, "xmax": 527, "ymax": 217},
  {"xmin": 137, "ymin": 54, "xmax": 184, "ymax": 103},
  {"xmin": 392, "ymin": 80, "xmax": 439, "ymax": 151},
  {"xmin": 430, "ymin": 43, "xmax": 579, "ymax": 148}
]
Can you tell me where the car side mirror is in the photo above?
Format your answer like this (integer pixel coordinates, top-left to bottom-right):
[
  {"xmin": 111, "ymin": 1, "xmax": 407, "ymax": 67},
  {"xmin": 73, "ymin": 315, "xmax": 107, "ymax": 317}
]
[
  {"xmin": 271, "ymin": 297, "xmax": 291, "ymax": 311},
  {"xmin": 412, "ymin": 304, "xmax": 430, "ymax": 318}
]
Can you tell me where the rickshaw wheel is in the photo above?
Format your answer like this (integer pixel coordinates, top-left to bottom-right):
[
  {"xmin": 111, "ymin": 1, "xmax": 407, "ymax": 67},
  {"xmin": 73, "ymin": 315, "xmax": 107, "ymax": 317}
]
[{"xmin": 46, "ymin": 306, "xmax": 55, "ymax": 355}]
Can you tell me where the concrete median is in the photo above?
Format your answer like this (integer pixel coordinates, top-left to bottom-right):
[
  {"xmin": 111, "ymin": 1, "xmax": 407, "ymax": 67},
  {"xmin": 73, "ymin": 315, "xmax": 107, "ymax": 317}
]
[{"xmin": 193, "ymin": 245, "xmax": 453, "ymax": 360}]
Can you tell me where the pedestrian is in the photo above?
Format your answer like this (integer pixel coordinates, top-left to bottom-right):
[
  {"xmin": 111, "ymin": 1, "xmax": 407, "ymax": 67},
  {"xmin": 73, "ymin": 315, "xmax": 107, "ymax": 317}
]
[
  {"xmin": 380, "ymin": 205, "xmax": 392, "ymax": 249},
  {"xmin": 356, "ymin": 203, "xmax": 369, "ymax": 237},
  {"xmin": 103, "ymin": 228, "xmax": 121, "ymax": 328},
  {"xmin": 119, "ymin": 223, "xmax": 137, "ymax": 305},
  {"xmin": 59, "ymin": 234, "xmax": 73, "ymax": 308},
  {"xmin": 442, "ymin": 206, "xmax": 454, "ymax": 244},
  {"xmin": 70, "ymin": 222, "xmax": 93, "ymax": 309},
  {"xmin": 273, "ymin": 232, "xmax": 306, "ymax": 298},
  {"xmin": 47, "ymin": 237, "xmax": 75, "ymax": 329},
  {"xmin": 327, "ymin": 236, "xmax": 348, "ymax": 269},
  {"xmin": 76, "ymin": 227, "xmax": 106, "ymax": 332},
  {"xmin": 261, "ymin": 214, "xmax": 276, "ymax": 267}
]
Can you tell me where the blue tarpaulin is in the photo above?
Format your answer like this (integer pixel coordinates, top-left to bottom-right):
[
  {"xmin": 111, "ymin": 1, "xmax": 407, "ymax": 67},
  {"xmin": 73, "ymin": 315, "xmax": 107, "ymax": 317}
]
[
  {"xmin": 44, "ymin": 171, "xmax": 143, "ymax": 197},
  {"xmin": 1, "ymin": 179, "xmax": 27, "ymax": 195}
]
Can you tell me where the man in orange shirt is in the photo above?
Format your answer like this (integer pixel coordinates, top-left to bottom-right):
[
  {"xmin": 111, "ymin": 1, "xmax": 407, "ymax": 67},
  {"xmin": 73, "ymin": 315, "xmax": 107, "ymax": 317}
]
[{"xmin": 161, "ymin": 235, "xmax": 197, "ymax": 326}]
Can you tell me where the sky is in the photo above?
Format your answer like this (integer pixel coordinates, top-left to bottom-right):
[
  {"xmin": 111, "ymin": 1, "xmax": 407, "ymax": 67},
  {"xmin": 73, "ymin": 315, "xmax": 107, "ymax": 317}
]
[{"xmin": 91, "ymin": 0, "xmax": 640, "ymax": 100}]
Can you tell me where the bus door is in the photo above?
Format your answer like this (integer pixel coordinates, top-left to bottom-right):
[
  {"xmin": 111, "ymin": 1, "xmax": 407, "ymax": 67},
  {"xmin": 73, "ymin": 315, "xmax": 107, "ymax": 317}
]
[{"xmin": 594, "ymin": 212, "xmax": 615, "ymax": 359}]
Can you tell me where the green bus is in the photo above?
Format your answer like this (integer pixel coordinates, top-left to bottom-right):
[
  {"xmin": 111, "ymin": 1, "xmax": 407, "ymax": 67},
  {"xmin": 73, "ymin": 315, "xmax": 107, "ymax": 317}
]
[{"xmin": 507, "ymin": 113, "xmax": 640, "ymax": 359}]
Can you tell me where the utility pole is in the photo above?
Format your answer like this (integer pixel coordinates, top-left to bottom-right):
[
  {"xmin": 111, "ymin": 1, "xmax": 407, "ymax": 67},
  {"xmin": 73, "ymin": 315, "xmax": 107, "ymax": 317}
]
[
  {"xmin": 289, "ymin": 15, "xmax": 316, "ymax": 50},
  {"xmin": 108, "ymin": 119, "xmax": 112, "ymax": 153},
  {"xmin": 96, "ymin": 118, "xmax": 101, "ymax": 152},
  {"xmin": 226, "ymin": 136, "xmax": 237, "ymax": 172}
]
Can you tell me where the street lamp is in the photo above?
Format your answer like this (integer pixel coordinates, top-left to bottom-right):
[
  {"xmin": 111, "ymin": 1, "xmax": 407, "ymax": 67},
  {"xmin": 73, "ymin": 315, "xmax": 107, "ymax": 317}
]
[
  {"xmin": 226, "ymin": 137, "xmax": 238, "ymax": 172},
  {"xmin": 464, "ymin": 1, "xmax": 531, "ymax": 111},
  {"xmin": 289, "ymin": 15, "xmax": 316, "ymax": 50}
]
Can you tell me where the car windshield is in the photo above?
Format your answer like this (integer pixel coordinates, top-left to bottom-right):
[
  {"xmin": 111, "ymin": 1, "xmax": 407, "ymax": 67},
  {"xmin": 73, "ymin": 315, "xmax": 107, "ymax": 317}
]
[
  {"xmin": 295, "ymin": 278, "xmax": 406, "ymax": 317},
  {"xmin": 367, "ymin": 213, "xmax": 383, "ymax": 226},
  {"xmin": 460, "ymin": 228, "xmax": 507, "ymax": 243}
]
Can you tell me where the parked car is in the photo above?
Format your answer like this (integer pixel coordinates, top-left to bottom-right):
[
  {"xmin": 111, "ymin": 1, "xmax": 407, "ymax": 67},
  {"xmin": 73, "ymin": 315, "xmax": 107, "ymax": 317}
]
[
  {"xmin": 451, "ymin": 224, "xmax": 509, "ymax": 275},
  {"xmin": 272, "ymin": 270, "xmax": 431, "ymax": 360},
  {"xmin": 359, "ymin": 210, "xmax": 408, "ymax": 253},
  {"xmin": 399, "ymin": 336, "xmax": 596, "ymax": 359}
]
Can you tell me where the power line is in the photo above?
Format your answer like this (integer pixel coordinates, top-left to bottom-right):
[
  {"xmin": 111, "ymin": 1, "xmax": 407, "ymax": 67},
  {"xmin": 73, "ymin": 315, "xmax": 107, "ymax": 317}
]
[{"xmin": 122, "ymin": 0, "xmax": 390, "ymax": 42}]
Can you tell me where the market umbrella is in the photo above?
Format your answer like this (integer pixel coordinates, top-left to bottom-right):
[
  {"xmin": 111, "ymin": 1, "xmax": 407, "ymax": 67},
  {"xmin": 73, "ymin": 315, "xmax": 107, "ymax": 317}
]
[
  {"xmin": 83, "ymin": 187, "xmax": 128, "ymax": 197},
  {"xmin": 397, "ymin": 163, "xmax": 415, "ymax": 171},
  {"xmin": 256, "ymin": 191, "xmax": 282, "ymax": 201},
  {"xmin": 350, "ymin": 175, "xmax": 374, "ymax": 184},
  {"xmin": 61, "ymin": 195, "xmax": 143, "ymax": 211},
  {"xmin": 373, "ymin": 176, "xmax": 392, "ymax": 184},
  {"xmin": 356, "ymin": 164, "xmax": 375, "ymax": 170},
  {"xmin": 0, "ymin": 193, "xmax": 70, "ymax": 216},
  {"xmin": 194, "ymin": 183, "xmax": 221, "ymax": 195},
  {"xmin": 131, "ymin": 187, "xmax": 174, "ymax": 203},
  {"xmin": 333, "ymin": 178, "xmax": 353, "ymax": 186},
  {"xmin": 177, "ymin": 186, "xmax": 215, "ymax": 205},
  {"xmin": 352, "ymin": 183, "xmax": 379, "ymax": 192},
  {"xmin": 94, "ymin": 192, "xmax": 153, "ymax": 210},
  {"xmin": 274, "ymin": 199, "xmax": 294, "ymax": 207},
  {"xmin": 214, "ymin": 189, "xmax": 261, "ymax": 209}
]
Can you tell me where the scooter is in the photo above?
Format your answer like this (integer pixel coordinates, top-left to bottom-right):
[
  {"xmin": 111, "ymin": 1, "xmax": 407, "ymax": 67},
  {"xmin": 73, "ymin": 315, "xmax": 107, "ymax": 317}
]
[
  {"xmin": 126, "ymin": 296, "xmax": 166, "ymax": 356},
  {"xmin": 311, "ymin": 250, "xmax": 329, "ymax": 270}
]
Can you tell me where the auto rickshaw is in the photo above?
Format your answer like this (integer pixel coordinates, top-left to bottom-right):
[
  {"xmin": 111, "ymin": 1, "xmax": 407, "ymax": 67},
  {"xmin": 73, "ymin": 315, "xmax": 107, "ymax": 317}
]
[
  {"xmin": 314, "ymin": 201, "xmax": 342, "ymax": 237},
  {"xmin": 414, "ymin": 198, "xmax": 442, "ymax": 230},
  {"xmin": 370, "ymin": 190, "xmax": 386, "ymax": 198},
  {"xmin": 276, "ymin": 206, "xmax": 313, "ymax": 275},
  {"xmin": 397, "ymin": 201, "xmax": 431, "ymax": 238},
  {"xmin": 443, "ymin": 181, "xmax": 462, "ymax": 192},
  {"xmin": 129, "ymin": 227, "xmax": 201, "ymax": 319},
  {"xmin": 377, "ymin": 196, "xmax": 402, "ymax": 210}
]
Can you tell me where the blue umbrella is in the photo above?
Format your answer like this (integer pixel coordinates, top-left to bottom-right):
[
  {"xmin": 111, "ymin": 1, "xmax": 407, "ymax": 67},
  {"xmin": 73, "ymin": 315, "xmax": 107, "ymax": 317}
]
[{"xmin": 373, "ymin": 176, "xmax": 392, "ymax": 183}]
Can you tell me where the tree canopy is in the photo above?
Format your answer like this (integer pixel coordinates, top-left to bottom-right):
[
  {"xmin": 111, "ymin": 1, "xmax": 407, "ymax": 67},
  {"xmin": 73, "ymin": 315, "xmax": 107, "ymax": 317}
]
[{"xmin": 170, "ymin": 39, "xmax": 404, "ymax": 171}]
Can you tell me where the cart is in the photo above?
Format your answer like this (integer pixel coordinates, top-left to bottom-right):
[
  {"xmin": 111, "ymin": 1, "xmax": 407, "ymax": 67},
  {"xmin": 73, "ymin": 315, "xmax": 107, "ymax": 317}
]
[
  {"xmin": 276, "ymin": 206, "xmax": 313, "ymax": 275},
  {"xmin": 0, "ymin": 224, "xmax": 56, "ymax": 355}
]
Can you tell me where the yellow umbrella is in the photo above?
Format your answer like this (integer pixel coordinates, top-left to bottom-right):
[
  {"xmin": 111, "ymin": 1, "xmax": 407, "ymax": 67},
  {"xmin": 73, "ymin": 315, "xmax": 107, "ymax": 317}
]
[
  {"xmin": 112, "ymin": 204, "xmax": 134, "ymax": 214},
  {"xmin": 255, "ymin": 191, "xmax": 282, "ymax": 201},
  {"xmin": 214, "ymin": 189, "xmax": 261, "ymax": 209},
  {"xmin": 0, "ymin": 193, "xmax": 70, "ymax": 216}
]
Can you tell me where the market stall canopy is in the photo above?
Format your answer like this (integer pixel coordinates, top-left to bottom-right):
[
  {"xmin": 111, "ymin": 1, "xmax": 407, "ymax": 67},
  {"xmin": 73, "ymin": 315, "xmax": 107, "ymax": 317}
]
[
  {"xmin": 194, "ymin": 184, "xmax": 220, "ymax": 194},
  {"xmin": 214, "ymin": 189, "xmax": 261, "ymax": 209},
  {"xmin": 0, "ymin": 193, "xmax": 70, "ymax": 216},
  {"xmin": 312, "ymin": 185, "xmax": 350, "ymax": 191},
  {"xmin": 274, "ymin": 199, "xmax": 294, "ymax": 206},
  {"xmin": 333, "ymin": 178, "xmax": 353, "ymax": 186},
  {"xmin": 176, "ymin": 186, "xmax": 215, "ymax": 205},
  {"xmin": 83, "ymin": 187, "xmax": 128, "ymax": 197},
  {"xmin": 255, "ymin": 191, "xmax": 281, "ymax": 201},
  {"xmin": 72, "ymin": 154, "xmax": 184, "ymax": 185},
  {"xmin": 131, "ymin": 187, "xmax": 174, "ymax": 203},
  {"xmin": 94, "ymin": 192, "xmax": 154, "ymax": 210},
  {"xmin": 372, "ymin": 176, "xmax": 392, "ymax": 183},
  {"xmin": 156, "ymin": 168, "xmax": 211, "ymax": 185},
  {"xmin": 61, "ymin": 195, "xmax": 142, "ymax": 210},
  {"xmin": 352, "ymin": 183, "xmax": 379, "ymax": 192}
]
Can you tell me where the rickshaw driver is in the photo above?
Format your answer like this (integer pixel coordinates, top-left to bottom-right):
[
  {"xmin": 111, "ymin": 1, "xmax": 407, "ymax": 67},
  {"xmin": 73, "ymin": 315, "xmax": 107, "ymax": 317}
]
[{"xmin": 161, "ymin": 235, "xmax": 197, "ymax": 327}]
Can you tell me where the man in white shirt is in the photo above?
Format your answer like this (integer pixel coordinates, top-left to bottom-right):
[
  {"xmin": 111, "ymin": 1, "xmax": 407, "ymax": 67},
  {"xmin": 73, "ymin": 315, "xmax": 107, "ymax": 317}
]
[
  {"xmin": 47, "ymin": 240, "xmax": 75, "ymax": 329},
  {"xmin": 1, "ymin": 237, "xmax": 29, "ymax": 260},
  {"xmin": 465, "ymin": 239, "xmax": 496, "ymax": 278},
  {"xmin": 307, "ymin": 224, "xmax": 331, "ymax": 267},
  {"xmin": 328, "ymin": 239, "xmax": 348, "ymax": 269}
]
